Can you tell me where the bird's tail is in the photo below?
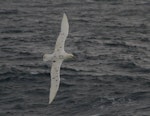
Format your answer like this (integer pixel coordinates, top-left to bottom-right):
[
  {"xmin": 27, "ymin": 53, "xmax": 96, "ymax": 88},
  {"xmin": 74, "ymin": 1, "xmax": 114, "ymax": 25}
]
[{"xmin": 43, "ymin": 54, "xmax": 53, "ymax": 62}]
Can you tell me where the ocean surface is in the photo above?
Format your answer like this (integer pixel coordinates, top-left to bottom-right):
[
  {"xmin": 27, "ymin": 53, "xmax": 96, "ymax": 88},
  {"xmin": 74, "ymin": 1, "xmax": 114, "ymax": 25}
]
[{"xmin": 0, "ymin": 0, "xmax": 150, "ymax": 116}]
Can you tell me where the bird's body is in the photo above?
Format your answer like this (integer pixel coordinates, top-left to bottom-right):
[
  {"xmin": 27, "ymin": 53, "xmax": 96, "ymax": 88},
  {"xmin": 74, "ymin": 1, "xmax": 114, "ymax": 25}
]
[{"xmin": 43, "ymin": 13, "xmax": 73, "ymax": 104}]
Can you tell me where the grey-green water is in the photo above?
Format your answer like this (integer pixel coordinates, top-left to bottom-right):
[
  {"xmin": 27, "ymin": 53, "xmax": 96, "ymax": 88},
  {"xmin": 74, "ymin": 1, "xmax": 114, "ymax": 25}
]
[{"xmin": 0, "ymin": 0, "xmax": 150, "ymax": 116}]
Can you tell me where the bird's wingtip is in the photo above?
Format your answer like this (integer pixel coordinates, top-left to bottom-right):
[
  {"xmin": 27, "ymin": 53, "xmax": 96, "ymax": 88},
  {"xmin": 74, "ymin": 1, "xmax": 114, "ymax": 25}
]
[
  {"xmin": 49, "ymin": 101, "xmax": 51, "ymax": 104},
  {"xmin": 63, "ymin": 12, "xmax": 67, "ymax": 16},
  {"xmin": 49, "ymin": 99, "xmax": 53, "ymax": 104},
  {"xmin": 61, "ymin": 12, "xmax": 69, "ymax": 34},
  {"xmin": 63, "ymin": 13, "xmax": 67, "ymax": 19}
]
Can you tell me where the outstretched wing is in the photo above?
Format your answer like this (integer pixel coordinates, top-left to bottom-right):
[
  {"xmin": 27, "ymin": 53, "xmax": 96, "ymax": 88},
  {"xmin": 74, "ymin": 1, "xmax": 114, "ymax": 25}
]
[
  {"xmin": 49, "ymin": 59, "xmax": 63, "ymax": 104},
  {"xmin": 54, "ymin": 13, "xmax": 69, "ymax": 53}
]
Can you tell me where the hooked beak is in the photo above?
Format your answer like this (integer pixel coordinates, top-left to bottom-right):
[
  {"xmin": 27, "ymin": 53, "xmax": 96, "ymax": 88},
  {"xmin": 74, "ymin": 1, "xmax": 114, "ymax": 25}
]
[{"xmin": 72, "ymin": 53, "xmax": 77, "ymax": 59}]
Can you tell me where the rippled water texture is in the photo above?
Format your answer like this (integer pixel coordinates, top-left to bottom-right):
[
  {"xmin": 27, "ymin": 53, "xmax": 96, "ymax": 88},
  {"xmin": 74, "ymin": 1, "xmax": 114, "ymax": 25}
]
[{"xmin": 0, "ymin": 0, "xmax": 150, "ymax": 116}]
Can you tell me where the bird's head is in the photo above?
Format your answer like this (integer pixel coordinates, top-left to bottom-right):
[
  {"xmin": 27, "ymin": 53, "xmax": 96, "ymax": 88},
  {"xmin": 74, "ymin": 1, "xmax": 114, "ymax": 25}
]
[
  {"xmin": 63, "ymin": 53, "xmax": 75, "ymax": 61},
  {"xmin": 65, "ymin": 53, "xmax": 78, "ymax": 61},
  {"xmin": 67, "ymin": 53, "xmax": 74, "ymax": 59}
]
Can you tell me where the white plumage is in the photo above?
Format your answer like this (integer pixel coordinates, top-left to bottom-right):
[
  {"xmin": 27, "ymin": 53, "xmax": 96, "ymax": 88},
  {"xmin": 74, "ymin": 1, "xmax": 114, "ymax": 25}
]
[{"xmin": 43, "ymin": 13, "xmax": 73, "ymax": 104}]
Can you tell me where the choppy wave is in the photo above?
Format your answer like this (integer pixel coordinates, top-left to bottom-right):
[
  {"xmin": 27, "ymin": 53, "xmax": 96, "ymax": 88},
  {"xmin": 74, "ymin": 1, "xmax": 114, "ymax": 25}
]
[{"xmin": 0, "ymin": 0, "xmax": 150, "ymax": 116}]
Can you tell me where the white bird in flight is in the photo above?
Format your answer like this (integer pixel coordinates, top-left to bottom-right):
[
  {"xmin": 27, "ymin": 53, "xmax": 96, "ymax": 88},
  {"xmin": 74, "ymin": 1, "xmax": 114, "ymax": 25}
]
[{"xmin": 43, "ymin": 13, "xmax": 74, "ymax": 104}]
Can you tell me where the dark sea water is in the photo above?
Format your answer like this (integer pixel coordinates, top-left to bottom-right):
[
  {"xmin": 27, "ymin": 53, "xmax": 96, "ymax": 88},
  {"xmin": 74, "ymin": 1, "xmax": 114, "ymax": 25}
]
[{"xmin": 0, "ymin": 0, "xmax": 150, "ymax": 116}]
